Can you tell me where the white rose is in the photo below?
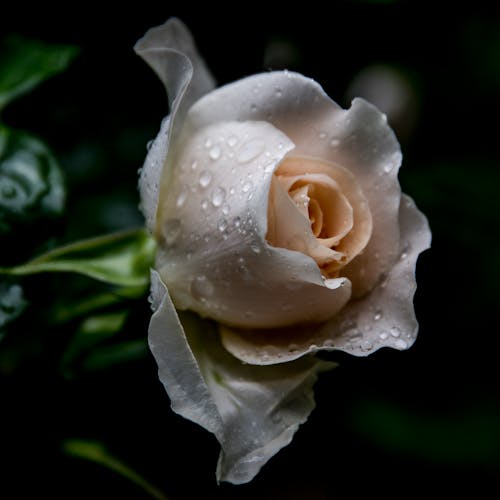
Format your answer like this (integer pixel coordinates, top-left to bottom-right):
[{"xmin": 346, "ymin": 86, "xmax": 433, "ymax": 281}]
[{"xmin": 136, "ymin": 18, "xmax": 431, "ymax": 484}]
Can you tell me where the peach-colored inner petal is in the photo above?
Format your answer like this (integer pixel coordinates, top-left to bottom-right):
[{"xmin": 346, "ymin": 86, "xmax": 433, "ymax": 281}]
[{"xmin": 267, "ymin": 156, "xmax": 373, "ymax": 278}]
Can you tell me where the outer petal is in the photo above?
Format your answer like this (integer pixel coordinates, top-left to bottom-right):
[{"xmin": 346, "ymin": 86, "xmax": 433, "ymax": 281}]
[
  {"xmin": 135, "ymin": 18, "xmax": 216, "ymax": 232},
  {"xmin": 156, "ymin": 120, "xmax": 352, "ymax": 329},
  {"xmin": 319, "ymin": 194, "xmax": 431, "ymax": 356},
  {"xmin": 186, "ymin": 72, "xmax": 402, "ymax": 296},
  {"xmin": 221, "ymin": 195, "xmax": 430, "ymax": 364},
  {"xmin": 148, "ymin": 271, "xmax": 335, "ymax": 484}
]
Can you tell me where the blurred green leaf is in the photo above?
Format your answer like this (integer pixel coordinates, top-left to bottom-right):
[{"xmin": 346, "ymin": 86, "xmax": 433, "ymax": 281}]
[
  {"xmin": 0, "ymin": 229, "xmax": 156, "ymax": 287},
  {"xmin": 61, "ymin": 311, "xmax": 129, "ymax": 378},
  {"xmin": 0, "ymin": 35, "xmax": 78, "ymax": 111},
  {"xmin": 62, "ymin": 439, "xmax": 169, "ymax": 500},
  {"xmin": 53, "ymin": 286, "xmax": 146, "ymax": 324},
  {"xmin": 0, "ymin": 125, "xmax": 65, "ymax": 236},
  {"xmin": 82, "ymin": 339, "xmax": 148, "ymax": 372}
]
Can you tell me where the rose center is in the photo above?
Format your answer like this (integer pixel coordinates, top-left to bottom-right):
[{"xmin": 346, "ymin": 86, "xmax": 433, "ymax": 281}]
[{"xmin": 266, "ymin": 156, "xmax": 373, "ymax": 277}]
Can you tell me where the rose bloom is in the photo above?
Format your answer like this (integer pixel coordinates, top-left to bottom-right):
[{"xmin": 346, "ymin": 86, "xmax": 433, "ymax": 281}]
[{"xmin": 136, "ymin": 19, "xmax": 430, "ymax": 484}]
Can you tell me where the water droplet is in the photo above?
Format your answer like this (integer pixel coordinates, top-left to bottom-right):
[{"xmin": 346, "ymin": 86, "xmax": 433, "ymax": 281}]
[
  {"xmin": 199, "ymin": 170, "xmax": 212, "ymax": 188},
  {"xmin": 383, "ymin": 163, "xmax": 393, "ymax": 173},
  {"xmin": 319, "ymin": 132, "xmax": 327, "ymax": 139},
  {"xmin": 400, "ymin": 244, "xmax": 410, "ymax": 260},
  {"xmin": 379, "ymin": 331, "xmax": 389, "ymax": 340},
  {"xmin": 204, "ymin": 138, "xmax": 213, "ymax": 148},
  {"xmin": 163, "ymin": 219, "xmax": 182, "ymax": 246},
  {"xmin": 242, "ymin": 181, "xmax": 253, "ymax": 193},
  {"xmin": 191, "ymin": 160, "xmax": 198, "ymax": 170},
  {"xmin": 390, "ymin": 326, "xmax": 401, "ymax": 338},
  {"xmin": 264, "ymin": 161, "xmax": 275, "ymax": 173},
  {"xmin": 250, "ymin": 242, "xmax": 261, "ymax": 254},
  {"xmin": 191, "ymin": 275, "xmax": 215, "ymax": 302},
  {"xmin": 209, "ymin": 145, "xmax": 221, "ymax": 160},
  {"xmin": 395, "ymin": 339, "xmax": 407, "ymax": 349},
  {"xmin": 146, "ymin": 139, "xmax": 154, "ymax": 150},
  {"xmin": 237, "ymin": 140, "xmax": 264, "ymax": 163},
  {"xmin": 330, "ymin": 138, "xmax": 340, "ymax": 147},
  {"xmin": 201, "ymin": 199, "xmax": 209, "ymax": 211},
  {"xmin": 346, "ymin": 327, "xmax": 361, "ymax": 342},
  {"xmin": 221, "ymin": 204, "xmax": 230, "ymax": 215},
  {"xmin": 275, "ymin": 87, "xmax": 283, "ymax": 98},
  {"xmin": 373, "ymin": 309, "xmax": 383, "ymax": 321},
  {"xmin": 217, "ymin": 218, "xmax": 228, "ymax": 232},
  {"xmin": 361, "ymin": 340, "xmax": 373, "ymax": 351},
  {"xmin": 227, "ymin": 136, "xmax": 237, "ymax": 147},
  {"xmin": 233, "ymin": 216, "xmax": 241, "ymax": 227},
  {"xmin": 176, "ymin": 189, "xmax": 188, "ymax": 208},
  {"xmin": 289, "ymin": 343, "xmax": 299, "ymax": 353},
  {"xmin": 211, "ymin": 187, "xmax": 226, "ymax": 207},
  {"xmin": 323, "ymin": 339, "xmax": 335, "ymax": 348},
  {"xmin": 250, "ymin": 104, "xmax": 258, "ymax": 112}
]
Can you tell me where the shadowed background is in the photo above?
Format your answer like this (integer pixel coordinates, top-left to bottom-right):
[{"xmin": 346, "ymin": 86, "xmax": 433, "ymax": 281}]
[{"xmin": 1, "ymin": 1, "xmax": 499, "ymax": 498}]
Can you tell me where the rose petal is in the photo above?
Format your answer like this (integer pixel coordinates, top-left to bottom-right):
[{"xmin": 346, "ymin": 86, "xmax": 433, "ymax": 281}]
[
  {"xmin": 148, "ymin": 270, "xmax": 336, "ymax": 484},
  {"xmin": 317, "ymin": 194, "xmax": 431, "ymax": 356},
  {"xmin": 220, "ymin": 194, "xmax": 430, "ymax": 364},
  {"xmin": 135, "ymin": 18, "xmax": 215, "ymax": 232},
  {"xmin": 186, "ymin": 72, "xmax": 401, "ymax": 295},
  {"xmin": 155, "ymin": 119, "xmax": 352, "ymax": 329}
]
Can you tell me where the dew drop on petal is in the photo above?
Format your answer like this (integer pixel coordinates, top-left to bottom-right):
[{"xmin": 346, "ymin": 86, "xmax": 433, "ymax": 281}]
[
  {"xmin": 217, "ymin": 218, "xmax": 228, "ymax": 232},
  {"xmin": 330, "ymin": 138, "xmax": 340, "ymax": 148},
  {"xmin": 373, "ymin": 309, "xmax": 383, "ymax": 321},
  {"xmin": 176, "ymin": 189, "xmax": 188, "ymax": 208},
  {"xmin": 227, "ymin": 136, "xmax": 238, "ymax": 147},
  {"xmin": 201, "ymin": 199, "xmax": 209, "ymax": 211},
  {"xmin": 319, "ymin": 132, "xmax": 327, "ymax": 139},
  {"xmin": 163, "ymin": 218, "xmax": 182, "ymax": 246},
  {"xmin": 250, "ymin": 242, "xmax": 261, "ymax": 254},
  {"xmin": 199, "ymin": 170, "xmax": 213, "ymax": 188},
  {"xmin": 191, "ymin": 160, "xmax": 198, "ymax": 170},
  {"xmin": 383, "ymin": 163, "xmax": 393, "ymax": 173},
  {"xmin": 379, "ymin": 331, "xmax": 389, "ymax": 340},
  {"xmin": 146, "ymin": 139, "xmax": 154, "ymax": 151},
  {"xmin": 211, "ymin": 187, "xmax": 226, "ymax": 207},
  {"xmin": 221, "ymin": 204, "xmax": 230, "ymax": 215},
  {"xmin": 395, "ymin": 339, "xmax": 407, "ymax": 349},
  {"xmin": 242, "ymin": 181, "xmax": 253, "ymax": 193},
  {"xmin": 390, "ymin": 326, "xmax": 401, "ymax": 338},
  {"xmin": 237, "ymin": 140, "xmax": 265, "ymax": 163},
  {"xmin": 190, "ymin": 275, "xmax": 215, "ymax": 302},
  {"xmin": 209, "ymin": 145, "xmax": 221, "ymax": 160},
  {"xmin": 204, "ymin": 138, "xmax": 213, "ymax": 149},
  {"xmin": 233, "ymin": 216, "xmax": 241, "ymax": 227}
]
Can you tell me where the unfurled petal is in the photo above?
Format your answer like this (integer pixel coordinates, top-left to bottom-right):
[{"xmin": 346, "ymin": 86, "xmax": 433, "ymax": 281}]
[
  {"xmin": 155, "ymin": 119, "xmax": 352, "ymax": 329},
  {"xmin": 220, "ymin": 194, "xmax": 430, "ymax": 364},
  {"xmin": 148, "ymin": 271, "xmax": 336, "ymax": 484},
  {"xmin": 135, "ymin": 18, "xmax": 216, "ymax": 232}
]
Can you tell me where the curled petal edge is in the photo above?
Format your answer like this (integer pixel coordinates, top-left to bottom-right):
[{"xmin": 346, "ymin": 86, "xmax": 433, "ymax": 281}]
[{"xmin": 149, "ymin": 270, "xmax": 336, "ymax": 484}]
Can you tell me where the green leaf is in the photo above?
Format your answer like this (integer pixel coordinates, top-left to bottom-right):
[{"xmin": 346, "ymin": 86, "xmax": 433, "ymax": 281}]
[
  {"xmin": 62, "ymin": 439, "xmax": 169, "ymax": 500},
  {"xmin": 0, "ymin": 36, "xmax": 79, "ymax": 111},
  {"xmin": 0, "ymin": 229, "xmax": 156, "ymax": 287},
  {"xmin": 82, "ymin": 339, "xmax": 149, "ymax": 372},
  {"xmin": 0, "ymin": 282, "xmax": 27, "ymax": 329},
  {"xmin": 0, "ymin": 125, "xmax": 65, "ymax": 235},
  {"xmin": 61, "ymin": 311, "xmax": 129, "ymax": 378}
]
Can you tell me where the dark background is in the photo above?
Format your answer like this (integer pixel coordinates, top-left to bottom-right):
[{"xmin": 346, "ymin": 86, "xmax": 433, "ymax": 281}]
[{"xmin": 1, "ymin": 1, "xmax": 500, "ymax": 498}]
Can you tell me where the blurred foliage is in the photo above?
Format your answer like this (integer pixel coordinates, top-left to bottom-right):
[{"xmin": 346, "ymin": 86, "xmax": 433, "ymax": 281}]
[
  {"xmin": 62, "ymin": 439, "xmax": 169, "ymax": 500},
  {"xmin": 0, "ymin": 35, "xmax": 78, "ymax": 110}
]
